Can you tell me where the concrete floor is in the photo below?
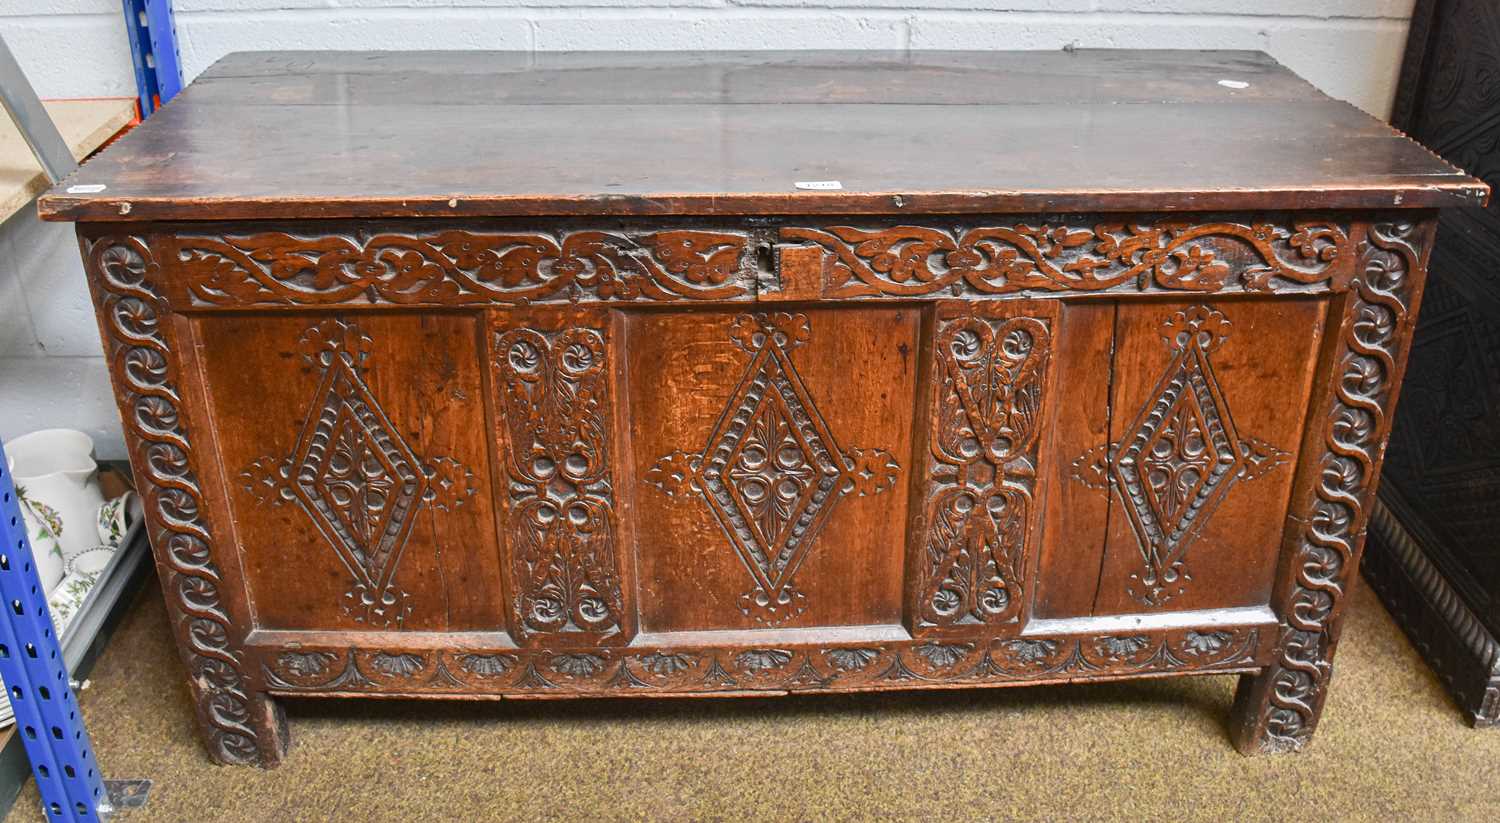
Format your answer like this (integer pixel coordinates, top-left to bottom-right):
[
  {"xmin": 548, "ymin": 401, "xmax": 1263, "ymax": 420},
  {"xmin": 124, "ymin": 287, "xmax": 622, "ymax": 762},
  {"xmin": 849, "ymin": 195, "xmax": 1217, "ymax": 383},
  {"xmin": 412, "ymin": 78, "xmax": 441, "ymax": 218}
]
[{"xmin": 6, "ymin": 580, "xmax": 1499, "ymax": 822}]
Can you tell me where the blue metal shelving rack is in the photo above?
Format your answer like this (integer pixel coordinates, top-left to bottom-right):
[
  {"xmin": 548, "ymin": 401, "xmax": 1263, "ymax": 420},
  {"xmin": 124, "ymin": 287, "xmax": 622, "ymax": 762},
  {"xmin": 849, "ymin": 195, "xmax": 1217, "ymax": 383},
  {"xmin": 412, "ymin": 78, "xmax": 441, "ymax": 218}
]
[
  {"xmin": 120, "ymin": 0, "xmax": 184, "ymax": 116},
  {"xmin": 0, "ymin": 14, "xmax": 156, "ymax": 813},
  {"xmin": 0, "ymin": 447, "xmax": 111, "ymax": 821}
]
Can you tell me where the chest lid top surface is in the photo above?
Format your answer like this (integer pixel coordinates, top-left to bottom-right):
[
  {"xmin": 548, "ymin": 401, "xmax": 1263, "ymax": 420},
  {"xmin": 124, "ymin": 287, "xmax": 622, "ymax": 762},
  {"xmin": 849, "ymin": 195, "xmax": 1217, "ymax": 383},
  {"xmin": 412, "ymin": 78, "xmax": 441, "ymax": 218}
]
[{"xmin": 39, "ymin": 49, "xmax": 1487, "ymax": 222}]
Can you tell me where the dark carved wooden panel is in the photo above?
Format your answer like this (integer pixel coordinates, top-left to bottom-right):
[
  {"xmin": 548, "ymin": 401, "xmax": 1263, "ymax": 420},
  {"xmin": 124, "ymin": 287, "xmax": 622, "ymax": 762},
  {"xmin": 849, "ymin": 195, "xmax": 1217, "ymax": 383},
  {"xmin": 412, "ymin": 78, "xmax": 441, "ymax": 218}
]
[
  {"xmin": 1365, "ymin": 0, "xmax": 1500, "ymax": 727},
  {"xmin": 774, "ymin": 216, "xmax": 1352, "ymax": 299},
  {"xmin": 239, "ymin": 319, "xmax": 477, "ymax": 627},
  {"xmin": 168, "ymin": 228, "xmax": 755, "ymax": 306},
  {"xmin": 1074, "ymin": 305, "xmax": 1295, "ymax": 608},
  {"xmin": 1033, "ymin": 297, "xmax": 1326, "ymax": 620},
  {"xmin": 628, "ymin": 307, "xmax": 917, "ymax": 633},
  {"xmin": 194, "ymin": 312, "xmax": 507, "ymax": 634},
  {"xmin": 643, "ymin": 312, "xmax": 902, "ymax": 625}
]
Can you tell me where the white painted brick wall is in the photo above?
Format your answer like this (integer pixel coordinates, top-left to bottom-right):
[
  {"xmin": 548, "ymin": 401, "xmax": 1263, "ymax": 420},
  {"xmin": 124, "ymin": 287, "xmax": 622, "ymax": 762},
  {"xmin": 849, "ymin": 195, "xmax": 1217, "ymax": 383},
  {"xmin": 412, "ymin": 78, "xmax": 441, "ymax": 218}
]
[{"xmin": 0, "ymin": 0, "xmax": 1416, "ymax": 458}]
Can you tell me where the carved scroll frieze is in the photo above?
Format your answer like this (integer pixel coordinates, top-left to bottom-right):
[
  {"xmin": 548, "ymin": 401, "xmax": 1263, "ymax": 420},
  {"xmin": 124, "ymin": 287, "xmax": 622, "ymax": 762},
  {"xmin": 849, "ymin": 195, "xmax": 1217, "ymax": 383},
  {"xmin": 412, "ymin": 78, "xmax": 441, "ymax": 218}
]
[
  {"xmin": 780, "ymin": 218, "xmax": 1350, "ymax": 298},
  {"xmin": 917, "ymin": 309, "xmax": 1051, "ymax": 628},
  {"xmin": 239, "ymin": 320, "xmax": 476, "ymax": 628},
  {"xmin": 259, "ymin": 626, "xmax": 1265, "ymax": 695},
  {"xmin": 86, "ymin": 236, "xmax": 269, "ymax": 765},
  {"xmin": 493, "ymin": 322, "xmax": 625, "ymax": 638},
  {"xmin": 142, "ymin": 217, "xmax": 1358, "ymax": 309},
  {"xmin": 1070, "ymin": 305, "xmax": 1290, "ymax": 607},
  {"xmin": 171, "ymin": 229, "xmax": 752, "ymax": 306},
  {"xmin": 645, "ymin": 313, "xmax": 901, "ymax": 625}
]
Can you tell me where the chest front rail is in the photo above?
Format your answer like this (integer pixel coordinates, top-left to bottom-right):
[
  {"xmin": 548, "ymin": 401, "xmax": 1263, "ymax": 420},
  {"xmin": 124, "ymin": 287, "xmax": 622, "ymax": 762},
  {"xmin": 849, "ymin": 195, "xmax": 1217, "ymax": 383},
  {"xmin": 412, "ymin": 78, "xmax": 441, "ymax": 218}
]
[{"xmin": 78, "ymin": 211, "xmax": 1435, "ymax": 765}]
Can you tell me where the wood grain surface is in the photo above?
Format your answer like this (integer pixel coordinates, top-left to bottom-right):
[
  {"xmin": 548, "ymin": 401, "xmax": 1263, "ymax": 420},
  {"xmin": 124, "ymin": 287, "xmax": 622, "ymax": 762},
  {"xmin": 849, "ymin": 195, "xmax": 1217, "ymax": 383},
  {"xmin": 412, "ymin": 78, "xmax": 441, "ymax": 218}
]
[
  {"xmin": 61, "ymin": 50, "xmax": 1480, "ymax": 766},
  {"xmin": 39, "ymin": 50, "xmax": 1485, "ymax": 222}
]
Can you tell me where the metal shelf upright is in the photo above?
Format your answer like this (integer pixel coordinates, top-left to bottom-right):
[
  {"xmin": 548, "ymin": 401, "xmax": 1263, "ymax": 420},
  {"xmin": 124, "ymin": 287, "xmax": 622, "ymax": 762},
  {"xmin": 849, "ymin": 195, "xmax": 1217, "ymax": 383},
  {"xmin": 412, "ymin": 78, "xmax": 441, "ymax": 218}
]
[
  {"xmin": 0, "ymin": 448, "xmax": 110, "ymax": 821},
  {"xmin": 0, "ymin": 24, "xmax": 154, "ymax": 819},
  {"xmin": 120, "ymin": 0, "xmax": 184, "ymax": 116}
]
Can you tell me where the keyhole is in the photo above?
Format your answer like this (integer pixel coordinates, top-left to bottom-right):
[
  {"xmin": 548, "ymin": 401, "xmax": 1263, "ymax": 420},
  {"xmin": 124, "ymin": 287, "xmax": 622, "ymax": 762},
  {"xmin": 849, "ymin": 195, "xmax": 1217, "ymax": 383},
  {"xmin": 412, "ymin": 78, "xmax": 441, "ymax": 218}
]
[{"xmin": 755, "ymin": 243, "xmax": 774, "ymax": 273}]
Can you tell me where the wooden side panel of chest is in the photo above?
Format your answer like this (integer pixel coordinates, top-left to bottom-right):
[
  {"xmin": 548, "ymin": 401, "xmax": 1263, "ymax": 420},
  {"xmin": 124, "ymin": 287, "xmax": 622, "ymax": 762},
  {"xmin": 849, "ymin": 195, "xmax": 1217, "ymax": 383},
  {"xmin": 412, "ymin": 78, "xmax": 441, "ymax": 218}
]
[{"xmin": 78, "ymin": 213, "xmax": 1435, "ymax": 765}]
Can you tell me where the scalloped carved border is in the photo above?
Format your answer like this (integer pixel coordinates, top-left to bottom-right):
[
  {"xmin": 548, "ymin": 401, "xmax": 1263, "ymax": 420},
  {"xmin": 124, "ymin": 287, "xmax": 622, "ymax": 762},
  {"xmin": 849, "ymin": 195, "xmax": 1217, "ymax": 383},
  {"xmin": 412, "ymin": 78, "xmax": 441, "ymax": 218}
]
[
  {"xmin": 257, "ymin": 626, "xmax": 1267, "ymax": 696},
  {"xmin": 145, "ymin": 216, "xmax": 1354, "ymax": 309},
  {"xmin": 84, "ymin": 236, "xmax": 277, "ymax": 766}
]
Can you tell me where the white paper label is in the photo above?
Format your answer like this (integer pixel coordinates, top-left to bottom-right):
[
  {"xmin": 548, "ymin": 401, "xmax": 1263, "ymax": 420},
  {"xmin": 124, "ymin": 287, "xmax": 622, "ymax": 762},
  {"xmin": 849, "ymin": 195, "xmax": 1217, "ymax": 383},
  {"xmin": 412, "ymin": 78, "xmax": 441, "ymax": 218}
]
[
  {"xmin": 794, "ymin": 180, "xmax": 843, "ymax": 190},
  {"xmin": 66, "ymin": 184, "xmax": 107, "ymax": 194},
  {"xmin": 1217, "ymin": 79, "xmax": 1250, "ymax": 90}
]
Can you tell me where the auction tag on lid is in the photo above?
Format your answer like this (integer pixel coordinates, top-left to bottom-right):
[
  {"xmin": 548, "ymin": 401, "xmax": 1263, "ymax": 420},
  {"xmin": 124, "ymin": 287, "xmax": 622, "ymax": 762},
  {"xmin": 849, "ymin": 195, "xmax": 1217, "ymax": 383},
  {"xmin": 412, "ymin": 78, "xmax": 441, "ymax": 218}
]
[
  {"xmin": 794, "ymin": 180, "xmax": 843, "ymax": 190},
  {"xmin": 66, "ymin": 184, "xmax": 108, "ymax": 194}
]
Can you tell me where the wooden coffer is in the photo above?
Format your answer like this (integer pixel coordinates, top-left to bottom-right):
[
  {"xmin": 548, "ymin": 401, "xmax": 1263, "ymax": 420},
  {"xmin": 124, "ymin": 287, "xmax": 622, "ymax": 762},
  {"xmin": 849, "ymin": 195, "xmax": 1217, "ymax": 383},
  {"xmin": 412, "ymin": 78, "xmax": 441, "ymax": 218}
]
[
  {"xmin": 42, "ymin": 51, "xmax": 1487, "ymax": 765},
  {"xmin": 70, "ymin": 215, "xmax": 1426, "ymax": 761}
]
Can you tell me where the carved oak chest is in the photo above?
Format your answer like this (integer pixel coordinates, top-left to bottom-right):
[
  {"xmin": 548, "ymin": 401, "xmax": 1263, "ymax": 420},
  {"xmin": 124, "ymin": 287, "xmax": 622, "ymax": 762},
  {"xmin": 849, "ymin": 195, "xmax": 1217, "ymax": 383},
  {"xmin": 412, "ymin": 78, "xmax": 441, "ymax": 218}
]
[{"xmin": 39, "ymin": 50, "xmax": 1486, "ymax": 765}]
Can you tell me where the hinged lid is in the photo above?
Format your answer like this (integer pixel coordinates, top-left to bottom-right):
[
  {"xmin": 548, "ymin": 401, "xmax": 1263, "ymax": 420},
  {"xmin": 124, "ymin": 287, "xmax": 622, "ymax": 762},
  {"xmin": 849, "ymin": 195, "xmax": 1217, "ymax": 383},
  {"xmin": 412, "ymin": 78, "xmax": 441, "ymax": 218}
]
[{"xmin": 39, "ymin": 49, "xmax": 1489, "ymax": 223}]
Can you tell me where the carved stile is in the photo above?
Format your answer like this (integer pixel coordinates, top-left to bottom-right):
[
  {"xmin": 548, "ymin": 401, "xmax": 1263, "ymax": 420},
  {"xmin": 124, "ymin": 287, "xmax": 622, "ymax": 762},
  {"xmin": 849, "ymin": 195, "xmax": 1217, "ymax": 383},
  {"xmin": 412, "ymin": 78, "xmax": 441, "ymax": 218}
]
[
  {"xmin": 84, "ymin": 236, "xmax": 284, "ymax": 766},
  {"xmin": 1233, "ymin": 220, "xmax": 1431, "ymax": 752}
]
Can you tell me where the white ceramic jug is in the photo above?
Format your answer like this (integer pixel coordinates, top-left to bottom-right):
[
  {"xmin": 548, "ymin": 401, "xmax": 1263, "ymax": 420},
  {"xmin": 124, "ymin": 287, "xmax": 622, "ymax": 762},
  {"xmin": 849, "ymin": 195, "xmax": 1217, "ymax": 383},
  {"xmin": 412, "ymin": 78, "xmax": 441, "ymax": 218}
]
[{"xmin": 5, "ymin": 429, "xmax": 106, "ymax": 591}]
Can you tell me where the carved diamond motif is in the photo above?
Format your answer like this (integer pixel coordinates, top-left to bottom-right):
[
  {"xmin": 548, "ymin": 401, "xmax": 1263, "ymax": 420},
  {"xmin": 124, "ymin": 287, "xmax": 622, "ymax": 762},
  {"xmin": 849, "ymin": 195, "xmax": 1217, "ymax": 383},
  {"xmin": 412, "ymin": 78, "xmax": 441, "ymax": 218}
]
[
  {"xmin": 293, "ymin": 362, "xmax": 426, "ymax": 589},
  {"xmin": 240, "ymin": 319, "xmax": 475, "ymax": 627},
  {"xmin": 1115, "ymin": 341, "xmax": 1241, "ymax": 563},
  {"xmin": 647, "ymin": 313, "xmax": 900, "ymax": 625},
  {"xmin": 1071, "ymin": 305, "xmax": 1289, "ymax": 606}
]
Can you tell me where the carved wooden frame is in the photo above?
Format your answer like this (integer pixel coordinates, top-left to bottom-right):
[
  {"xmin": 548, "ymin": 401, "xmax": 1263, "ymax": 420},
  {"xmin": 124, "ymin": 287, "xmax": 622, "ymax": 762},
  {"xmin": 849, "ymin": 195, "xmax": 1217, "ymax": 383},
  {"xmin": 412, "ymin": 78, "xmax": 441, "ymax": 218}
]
[
  {"xmin": 1230, "ymin": 218, "xmax": 1436, "ymax": 752},
  {"xmin": 82, "ymin": 235, "xmax": 288, "ymax": 766},
  {"xmin": 80, "ymin": 212, "xmax": 1433, "ymax": 766}
]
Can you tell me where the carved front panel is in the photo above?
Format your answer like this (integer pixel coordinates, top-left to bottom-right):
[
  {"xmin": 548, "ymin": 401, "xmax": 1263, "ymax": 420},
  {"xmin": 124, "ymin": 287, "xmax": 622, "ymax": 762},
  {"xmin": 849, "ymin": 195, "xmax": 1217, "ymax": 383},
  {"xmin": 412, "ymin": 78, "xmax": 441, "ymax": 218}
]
[
  {"xmin": 1034, "ymin": 297, "xmax": 1328, "ymax": 618},
  {"xmin": 628, "ymin": 307, "xmax": 918, "ymax": 632},
  {"xmin": 239, "ymin": 319, "xmax": 478, "ymax": 627},
  {"xmin": 194, "ymin": 312, "xmax": 506, "ymax": 632}
]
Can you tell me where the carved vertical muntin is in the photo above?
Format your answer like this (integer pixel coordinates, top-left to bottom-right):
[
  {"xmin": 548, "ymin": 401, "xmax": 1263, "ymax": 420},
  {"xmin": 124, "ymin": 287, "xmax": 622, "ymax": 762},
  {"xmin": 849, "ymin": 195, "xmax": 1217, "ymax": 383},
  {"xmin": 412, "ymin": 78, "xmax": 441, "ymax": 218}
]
[
  {"xmin": 80, "ymin": 233, "xmax": 286, "ymax": 767},
  {"xmin": 906, "ymin": 300, "xmax": 1058, "ymax": 637},
  {"xmin": 1231, "ymin": 216, "xmax": 1438, "ymax": 753},
  {"xmin": 488, "ymin": 306, "xmax": 633, "ymax": 646}
]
